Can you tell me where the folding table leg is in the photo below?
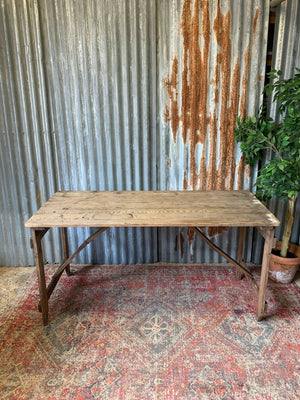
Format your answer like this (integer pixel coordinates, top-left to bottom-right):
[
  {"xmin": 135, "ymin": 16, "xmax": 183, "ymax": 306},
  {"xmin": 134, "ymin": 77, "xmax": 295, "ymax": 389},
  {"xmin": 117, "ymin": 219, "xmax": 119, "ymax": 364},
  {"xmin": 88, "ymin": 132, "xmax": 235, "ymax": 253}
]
[
  {"xmin": 31, "ymin": 228, "xmax": 49, "ymax": 325},
  {"xmin": 237, "ymin": 227, "xmax": 246, "ymax": 280},
  {"xmin": 62, "ymin": 227, "xmax": 71, "ymax": 276},
  {"xmin": 256, "ymin": 227, "xmax": 275, "ymax": 321}
]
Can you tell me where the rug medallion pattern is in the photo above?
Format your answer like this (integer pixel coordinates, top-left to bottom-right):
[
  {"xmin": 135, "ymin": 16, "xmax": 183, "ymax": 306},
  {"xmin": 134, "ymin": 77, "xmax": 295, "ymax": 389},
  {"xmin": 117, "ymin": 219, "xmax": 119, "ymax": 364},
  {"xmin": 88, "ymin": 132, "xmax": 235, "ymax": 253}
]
[{"xmin": 0, "ymin": 264, "xmax": 299, "ymax": 399}]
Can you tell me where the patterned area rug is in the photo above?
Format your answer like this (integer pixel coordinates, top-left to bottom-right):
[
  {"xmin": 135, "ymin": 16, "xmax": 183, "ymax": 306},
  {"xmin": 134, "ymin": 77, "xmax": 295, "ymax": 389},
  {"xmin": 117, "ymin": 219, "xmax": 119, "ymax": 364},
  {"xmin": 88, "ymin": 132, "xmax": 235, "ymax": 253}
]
[{"xmin": 0, "ymin": 264, "xmax": 299, "ymax": 399}]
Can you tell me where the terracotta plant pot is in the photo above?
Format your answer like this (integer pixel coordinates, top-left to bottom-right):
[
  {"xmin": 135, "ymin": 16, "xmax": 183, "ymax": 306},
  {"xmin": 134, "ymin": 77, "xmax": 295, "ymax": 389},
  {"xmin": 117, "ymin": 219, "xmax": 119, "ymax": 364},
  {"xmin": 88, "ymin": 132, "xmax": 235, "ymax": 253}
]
[{"xmin": 269, "ymin": 241, "xmax": 300, "ymax": 284}]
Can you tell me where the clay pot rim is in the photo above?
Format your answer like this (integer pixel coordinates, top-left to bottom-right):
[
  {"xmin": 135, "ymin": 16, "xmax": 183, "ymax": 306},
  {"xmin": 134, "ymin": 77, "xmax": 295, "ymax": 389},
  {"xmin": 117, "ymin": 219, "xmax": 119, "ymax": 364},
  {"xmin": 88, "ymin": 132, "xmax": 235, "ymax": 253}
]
[{"xmin": 273, "ymin": 241, "xmax": 300, "ymax": 260}]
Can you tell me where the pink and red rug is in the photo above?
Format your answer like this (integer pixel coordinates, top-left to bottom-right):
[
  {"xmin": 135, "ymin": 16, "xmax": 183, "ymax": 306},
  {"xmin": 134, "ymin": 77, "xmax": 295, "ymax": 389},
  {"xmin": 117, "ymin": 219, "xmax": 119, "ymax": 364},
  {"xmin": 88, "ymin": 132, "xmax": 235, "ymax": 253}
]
[{"xmin": 0, "ymin": 264, "xmax": 299, "ymax": 399}]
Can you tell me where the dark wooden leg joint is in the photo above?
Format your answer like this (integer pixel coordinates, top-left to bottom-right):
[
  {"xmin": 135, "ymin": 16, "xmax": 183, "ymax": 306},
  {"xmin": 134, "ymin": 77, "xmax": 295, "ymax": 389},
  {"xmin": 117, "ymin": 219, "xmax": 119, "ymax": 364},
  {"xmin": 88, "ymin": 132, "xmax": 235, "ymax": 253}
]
[
  {"xmin": 256, "ymin": 227, "xmax": 275, "ymax": 321},
  {"xmin": 31, "ymin": 228, "xmax": 49, "ymax": 325},
  {"xmin": 237, "ymin": 227, "xmax": 246, "ymax": 280},
  {"xmin": 62, "ymin": 227, "xmax": 72, "ymax": 276},
  {"xmin": 192, "ymin": 226, "xmax": 271, "ymax": 321},
  {"xmin": 33, "ymin": 226, "xmax": 108, "ymax": 324}
]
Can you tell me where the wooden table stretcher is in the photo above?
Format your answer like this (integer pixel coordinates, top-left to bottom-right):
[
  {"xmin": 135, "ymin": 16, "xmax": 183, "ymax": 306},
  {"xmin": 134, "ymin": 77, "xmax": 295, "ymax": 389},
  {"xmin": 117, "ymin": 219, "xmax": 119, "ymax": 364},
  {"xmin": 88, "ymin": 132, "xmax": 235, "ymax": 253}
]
[{"xmin": 25, "ymin": 190, "xmax": 280, "ymax": 325}]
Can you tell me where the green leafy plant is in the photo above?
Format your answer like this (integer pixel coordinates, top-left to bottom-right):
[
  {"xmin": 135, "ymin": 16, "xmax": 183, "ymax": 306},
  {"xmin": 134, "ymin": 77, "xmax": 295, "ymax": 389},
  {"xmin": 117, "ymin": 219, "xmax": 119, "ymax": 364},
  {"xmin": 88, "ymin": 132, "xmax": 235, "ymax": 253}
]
[{"xmin": 235, "ymin": 69, "xmax": 300, "ymax": 258}]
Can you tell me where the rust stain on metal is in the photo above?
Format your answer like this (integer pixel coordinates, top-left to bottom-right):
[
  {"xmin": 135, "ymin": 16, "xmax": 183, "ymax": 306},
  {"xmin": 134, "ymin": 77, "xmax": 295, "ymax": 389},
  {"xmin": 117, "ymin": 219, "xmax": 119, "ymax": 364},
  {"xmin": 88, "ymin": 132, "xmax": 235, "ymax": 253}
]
[
  {"xmin": 164, "ymin": 0, "xmax": 260, "ymax": 194},
  {"xmin": 199, "ymin": 147, "xmax": 207, "ymax": 191},
  {"xmin": 187, "ymin": 227, "xmax": 195, "ymax": 261},
  {"xmin": 213, "ymin": 88, "xmax": 219, "ymax": 104},
  {"xmin": 174, "ymin": 235, "xmax": 178, "ymax": 252},
  {"xmin": 207, "ymin": 110, "xmax": 217, "ymax": 190},
  {"xmin": 207, "ymin": 226, "xmax": 228, "ymax": 237},
  {"xmin": 225, "ymin": 62, "xmax": 241, "ymax": 190},
  {"xmin": 164, "ymin": 57, "xmax": 180, "ymax": 142},
  {"xmin": 214, "ymin": 2, "xmax": 232, "ymax": 191},
  {"xmin": 240, "ymin": 44, "xmax": 250, "ymax": 119},
  {"xmin": 237, "ymin": 153, "xmax": 246, "ymax": 190},
  {"xmin": 240, "ymin": 13, "xmax": 261, "ymax": 119},
  {"xmin": 183, "ymin": 171, "xmax": 189, "ymax": 190},
  {"xmin": 163, "ymin": 105, "xmax": 170, "ymax": 124},
  {"xmin": 164, "ymin": 1, "xmax": 260, "ymax": 242},
  {"xmin": 36, "ymin": 189, "xmax": 44, "ymax": 208},
  {"xmin": 180, "ymin": 230, "xmax": 185, "ymax": 258},
  {"xmin": 237, "ymin": 155, "xmax": 252, "ymax": 187},
  {"xmin": 253, "ymin": 9, "xmax": 260, "ymax": 34},
  {"xmin": 245, "ymin": 163, "xmax": 251, "ymax": 178},
  {"xmin": 167, "ymin": 0, "xmax": 211, "ymax": 188}
]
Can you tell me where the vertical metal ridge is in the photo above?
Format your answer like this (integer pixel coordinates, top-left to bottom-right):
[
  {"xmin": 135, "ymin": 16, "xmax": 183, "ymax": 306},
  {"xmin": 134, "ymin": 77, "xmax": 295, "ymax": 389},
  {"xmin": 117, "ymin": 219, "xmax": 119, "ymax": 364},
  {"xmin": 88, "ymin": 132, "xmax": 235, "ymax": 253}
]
[
  {"xmin": 1, "ymin": 0, "xmax": 298, "ymax": 266},
  {"xmin": 251, "ymin": 0, "xmax": 300, "ymax": 263},
  {"xmin": 158, "ymin": 0, "xmax": 269, "ymax": 263}
]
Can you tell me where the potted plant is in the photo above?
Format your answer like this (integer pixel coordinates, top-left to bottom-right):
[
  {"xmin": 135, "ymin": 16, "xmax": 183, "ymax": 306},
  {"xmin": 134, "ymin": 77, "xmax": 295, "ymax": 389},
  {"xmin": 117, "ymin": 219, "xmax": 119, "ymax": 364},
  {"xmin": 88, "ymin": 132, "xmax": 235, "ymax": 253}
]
[{"xmin": 234, "ymin": 69, "xmax": 300, "ymax": 283}]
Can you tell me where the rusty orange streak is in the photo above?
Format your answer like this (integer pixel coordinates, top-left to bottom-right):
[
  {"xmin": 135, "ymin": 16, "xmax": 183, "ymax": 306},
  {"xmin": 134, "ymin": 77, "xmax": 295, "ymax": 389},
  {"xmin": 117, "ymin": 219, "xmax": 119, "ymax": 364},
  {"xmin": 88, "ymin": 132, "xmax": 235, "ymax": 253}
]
[{"xmin": 164, "ymin": 1, "xmax": 259, "ymax": 200}]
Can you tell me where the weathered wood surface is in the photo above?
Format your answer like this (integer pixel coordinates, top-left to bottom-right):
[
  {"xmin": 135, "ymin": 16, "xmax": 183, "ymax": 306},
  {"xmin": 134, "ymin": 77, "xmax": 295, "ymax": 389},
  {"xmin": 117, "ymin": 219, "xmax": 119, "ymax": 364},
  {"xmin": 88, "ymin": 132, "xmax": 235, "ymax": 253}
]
[
  {"xmin": 25, "ymin": 190, "xmax": 280, "ymax": 228},
  {"xmin": 26, "ymin": 191, "xmax": 280, "ymax": 324}
]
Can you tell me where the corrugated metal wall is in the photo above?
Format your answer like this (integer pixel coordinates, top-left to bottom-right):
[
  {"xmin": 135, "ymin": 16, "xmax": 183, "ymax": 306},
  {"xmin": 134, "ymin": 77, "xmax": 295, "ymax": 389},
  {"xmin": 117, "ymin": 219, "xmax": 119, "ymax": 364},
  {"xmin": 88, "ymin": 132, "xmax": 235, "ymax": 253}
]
[
  {"xmin": 270, "ymin": 0, "xmax": 300, "ymax": 247},
  {"xmin": 157, "ymin": 0, "xmax": 269, "ymax": 262},
  {"xmin": 252, "ymin": 0, "xmax": 300, "ymax": 263},
  {"xmin": 0, "ymin": 0, "xmax": 298, "ymax": 267},
  {"xmin": 1, "ymin": 0, "xmax": 159, "ymax": 266}
]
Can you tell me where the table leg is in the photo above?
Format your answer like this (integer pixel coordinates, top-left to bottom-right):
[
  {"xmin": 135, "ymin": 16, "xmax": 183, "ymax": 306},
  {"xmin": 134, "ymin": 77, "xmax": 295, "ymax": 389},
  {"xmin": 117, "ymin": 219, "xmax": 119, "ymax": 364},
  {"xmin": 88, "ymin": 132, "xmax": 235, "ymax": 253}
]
[
  {"xmin": 256, "ymin": 227, "xmax": 275, "ymax": 321},
  {"xmin": 31, "ymin": 228, "xmax": 49, "ymax": 325},
  {"xmin": 62, "ymin": 227, "xmax": 71, "ymax": 276},
  {"xmin": 237, "ymin": 227, "xmax": 246, "ymax": 280}
]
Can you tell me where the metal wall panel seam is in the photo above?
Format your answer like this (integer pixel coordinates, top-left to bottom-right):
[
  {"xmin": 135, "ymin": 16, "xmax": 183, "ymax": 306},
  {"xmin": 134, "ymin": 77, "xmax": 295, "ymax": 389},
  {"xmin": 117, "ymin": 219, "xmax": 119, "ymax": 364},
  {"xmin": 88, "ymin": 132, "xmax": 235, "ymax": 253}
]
[
  {"xmin": 157, "ymin": 0, "xmax": 269, "ymax": 263},
  {"xmin": 2, "ymin": 0, "xmax": 297, "ymax": 266}
]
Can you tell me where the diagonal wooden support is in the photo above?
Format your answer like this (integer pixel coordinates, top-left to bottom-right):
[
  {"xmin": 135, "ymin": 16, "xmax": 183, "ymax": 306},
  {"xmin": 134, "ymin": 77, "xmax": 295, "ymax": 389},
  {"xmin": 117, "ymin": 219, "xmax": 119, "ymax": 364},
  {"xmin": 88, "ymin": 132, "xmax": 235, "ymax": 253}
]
[
  {"xmin": 31, "ymin": 228, "xmax": 49, "ymax": 325},
  {"xmin": 62, "ymin": 227, "xmax": 71, "ymax": 276},
  {"xmin": 30, "ymin": 228, "xmax": 49, "ymax": 249},
  {"xmin": 257, "ymin": 226, "xmax": 277, "ymax": 247},
  {"xmin": 39, "ymin": 227, "xmax": 109, "ymax": 312},
  {"xmin": 237, "ymin": 226, "xmax": 246, "ymax": 280},
  {"xmin": 256, "ymin": 227, "xmax": 275, "ymax": 321},
  {"xmin": 26, "ymin": 191, "xmax": 280, "ymax": 324},
  {"xmin": 191, "ymin": 227, "xmax": 259, "ymax": 294}
]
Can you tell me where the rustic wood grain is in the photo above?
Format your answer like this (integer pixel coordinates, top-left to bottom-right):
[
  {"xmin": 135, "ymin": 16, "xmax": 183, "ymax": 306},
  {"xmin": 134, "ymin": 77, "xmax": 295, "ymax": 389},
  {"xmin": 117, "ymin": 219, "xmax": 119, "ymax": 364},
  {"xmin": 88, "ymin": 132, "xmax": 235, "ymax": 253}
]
[
  {"xmin": 25, "ymin": 190, "xmax": 280, "ymax": 228},
  {"xmin": 26, "ymin": 190, "xmax": 280, "ymax": 324}
]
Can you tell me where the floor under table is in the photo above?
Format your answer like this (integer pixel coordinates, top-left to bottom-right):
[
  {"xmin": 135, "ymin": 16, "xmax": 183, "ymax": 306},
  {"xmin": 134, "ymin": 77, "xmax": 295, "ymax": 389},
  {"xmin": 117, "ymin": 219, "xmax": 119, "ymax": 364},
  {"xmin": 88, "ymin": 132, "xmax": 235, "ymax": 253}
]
[{"xmin": 1, "ymin": 264, "xmax": 300, "ymax": 320}]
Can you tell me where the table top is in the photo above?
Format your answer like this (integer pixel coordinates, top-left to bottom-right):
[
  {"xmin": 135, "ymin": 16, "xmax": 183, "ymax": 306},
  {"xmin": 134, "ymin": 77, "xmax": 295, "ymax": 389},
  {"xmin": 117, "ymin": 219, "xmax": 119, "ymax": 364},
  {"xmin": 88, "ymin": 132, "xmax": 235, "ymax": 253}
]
[{"xmin": 25, "ymin": 190, "xmax": 280, "ymax": 228}]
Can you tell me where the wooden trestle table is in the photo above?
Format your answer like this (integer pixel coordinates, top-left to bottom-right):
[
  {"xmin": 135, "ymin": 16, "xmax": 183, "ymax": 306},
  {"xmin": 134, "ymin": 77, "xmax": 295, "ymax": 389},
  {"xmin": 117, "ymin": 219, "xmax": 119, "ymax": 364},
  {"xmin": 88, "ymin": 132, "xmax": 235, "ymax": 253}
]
[{"xmin": 25, "ymin": 190, "xmax": 280, "ymax": 325}]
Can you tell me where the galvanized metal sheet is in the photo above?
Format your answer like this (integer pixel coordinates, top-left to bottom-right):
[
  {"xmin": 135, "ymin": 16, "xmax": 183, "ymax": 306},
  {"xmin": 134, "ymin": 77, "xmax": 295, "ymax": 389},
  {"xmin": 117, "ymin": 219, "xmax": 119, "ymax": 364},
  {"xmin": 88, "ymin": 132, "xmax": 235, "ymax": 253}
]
[
  {"xmin": 2, "ymin": 0, "xmax": 296, "ymax": 267},
  {"xmin": 158, "ymin": 0, "xmax": 269, "ymax": 263},
  {"xmin": 252, "ymin": 0, "xmax": 300, "ymax": 263},
  {"xmin": 0, "ymin": 0, "xmax": 158, "ymax": 266}
]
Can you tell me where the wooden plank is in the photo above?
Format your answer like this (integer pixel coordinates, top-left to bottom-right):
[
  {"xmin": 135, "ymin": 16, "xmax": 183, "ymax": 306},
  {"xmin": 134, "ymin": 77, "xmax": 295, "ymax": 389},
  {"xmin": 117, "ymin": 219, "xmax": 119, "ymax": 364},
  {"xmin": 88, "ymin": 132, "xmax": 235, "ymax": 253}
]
[
  {"xmin": 38, "ymin": 227, "xmax": 109, "ymax": 315},
  {"xmin": 25, "ymin": 190, "xmax": 280, "ymax": 228},
  {"xmin": 31, "ymin": 228, "xmax": 48, "ymax": 325},
  {"xmin": 191, "ymin": 227, "xmax": 256, "ymax": 282},
  {"xmin": 62, "ymin": 227, "xmax": 71, "ymax": 276},
  {"xmin": 26, "ymin": 191, "xmax": 280, "ymax": 324},
  {"xmin": 257, "ymin": 227, "xmax": 275, "ymax": 321},
  {"xmin": 257, "ymin": 226, "xmax": 277, "ymax": 247},
  {"xmin": 237, "ymin": 227, "xmax": 246, "ymax": 280}
]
